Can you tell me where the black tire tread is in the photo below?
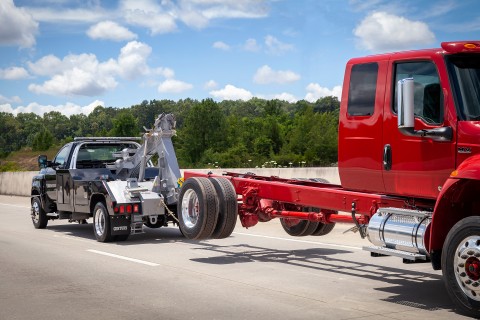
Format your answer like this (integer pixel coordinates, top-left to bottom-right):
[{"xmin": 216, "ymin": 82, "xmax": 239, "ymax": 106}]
[
  {"xmin": 31, "ymin": 197, "xmax": 48, "ymax": 229},
  {"xmin": 311, "ymin": 222, "xmax": 336, "ymax": 236},
  {"xmin": 442, "ymin": 216, "xmax": 480, "ymax": 317},
  {"xmin": 210, "ymin": 177, "xmax": 238, "ymax": 239},
  {"xmin": 280, "ymin": 219, "xmax": 319, "ymax": 237},
  {"xmin": 93, "ymin": 202, "xmax": 113, "ymax": 243},
  {"xmin": 178, "ymin": 177, "xmax": 219, "ymax": 240}
]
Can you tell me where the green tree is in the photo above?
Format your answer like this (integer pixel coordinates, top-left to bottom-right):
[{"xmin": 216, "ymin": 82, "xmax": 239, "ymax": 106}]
[
  {"xmin": 0, "ymin": 112, "xmax": 20, "ymax": 157},
  {"xmin": 32, "ymin": 128, "xmax": 54, "ymax": 151},
  {"xmin": 179, "ymin": 98, "xmax": 227, "ymax": 165},
  {"xmin": 43, "ymin": 111, "xmax": 69, "ymax": 142},
  {"xmin": 110, "ymin": 110, "xmax": 138, "ymax": 137}
]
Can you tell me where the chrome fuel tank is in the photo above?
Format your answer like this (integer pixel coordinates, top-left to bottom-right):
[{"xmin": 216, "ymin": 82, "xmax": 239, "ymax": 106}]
[{"xmin": 367, "ymin": 207, "xmax": 431, "ymax": 255}]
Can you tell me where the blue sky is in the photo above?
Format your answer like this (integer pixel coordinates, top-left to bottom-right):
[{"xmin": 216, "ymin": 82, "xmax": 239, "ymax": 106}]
[{"xmin": 0, "ymin": 0, "xmax": 479, "ymax": 116}]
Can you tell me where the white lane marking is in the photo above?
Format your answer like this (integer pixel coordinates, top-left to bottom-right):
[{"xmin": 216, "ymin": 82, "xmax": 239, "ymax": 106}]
[
  {"xmin": 232, "ymin": 232, "xmax": 362, "ymax": 250},
  {"xmin": 87, "ymin": 249, "xmax": 159, "ymax": 266},
  {"xmin": 0, "ymin": 203, "xmax": 30, "ymax": 209}
]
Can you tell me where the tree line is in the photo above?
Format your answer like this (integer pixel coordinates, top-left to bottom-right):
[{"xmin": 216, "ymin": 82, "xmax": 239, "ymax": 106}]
[{"xmin": 0, "ymin": 96, "xmax": 340, "ymax": 168}]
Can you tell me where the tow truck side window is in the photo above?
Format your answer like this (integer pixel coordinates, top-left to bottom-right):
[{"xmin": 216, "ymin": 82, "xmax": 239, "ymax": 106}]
[
  {"xmin": 347, "ymin": 62, "xmax": 378, "ymax": 116},
  {"xmin": 53, "ymin": 144, "xmax": 72, "ymax": 168},
  {"xmin": 393, "ymin": 61, "xmax": 443, "ymax": 124}
]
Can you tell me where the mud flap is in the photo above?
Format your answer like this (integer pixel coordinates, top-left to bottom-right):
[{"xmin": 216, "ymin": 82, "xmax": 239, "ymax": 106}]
[{"xmin": 110, "ymin": 215, "xmax": 131, "ymax": 235}]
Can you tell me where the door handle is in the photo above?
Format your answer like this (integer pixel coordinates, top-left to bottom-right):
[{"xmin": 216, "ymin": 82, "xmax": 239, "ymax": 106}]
[{"xmin": 383, "ymin": 144, "xmax": 392, "ymax": 171}]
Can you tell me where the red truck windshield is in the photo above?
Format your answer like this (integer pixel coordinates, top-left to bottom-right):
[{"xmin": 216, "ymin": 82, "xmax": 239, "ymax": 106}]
[{"xmin": 446, "ymin": 54, "xmax": 480, "ymax": 120}]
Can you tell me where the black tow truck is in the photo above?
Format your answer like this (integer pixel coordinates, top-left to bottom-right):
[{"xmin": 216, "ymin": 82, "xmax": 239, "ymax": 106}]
[{"xmin": 30, "ymin": 114, "xmax": 183, "ymax": 242}]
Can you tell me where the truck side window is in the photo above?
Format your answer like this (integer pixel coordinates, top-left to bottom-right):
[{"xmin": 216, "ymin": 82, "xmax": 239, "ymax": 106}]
[
  {"xmin": 394, "ymin": 61, "xmax": 443, "ymax": 124},
  {"xmin": 53, "ymin": 144, "xmax": 72, "ymax": 169},
  {"xmin": 347, "ymin": 63, "xmax": 378, "ymax": 116}
]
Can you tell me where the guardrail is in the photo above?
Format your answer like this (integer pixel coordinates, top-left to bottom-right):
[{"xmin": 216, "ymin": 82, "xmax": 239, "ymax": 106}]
[{"xmin": 0, "ymin": 167, "xmax": 340, "ymax": 197}]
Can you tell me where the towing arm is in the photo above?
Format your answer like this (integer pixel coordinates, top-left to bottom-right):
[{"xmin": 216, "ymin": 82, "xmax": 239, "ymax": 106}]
[{"xmin": 115, "ymin": 113, "xmax": 182, "ymax": 204}]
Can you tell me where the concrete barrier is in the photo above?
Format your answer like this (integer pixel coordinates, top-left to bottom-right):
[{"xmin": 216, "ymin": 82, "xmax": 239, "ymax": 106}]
[{"xmin": 0, "ymin": 167, "xmax": 340, "ymax": 197}]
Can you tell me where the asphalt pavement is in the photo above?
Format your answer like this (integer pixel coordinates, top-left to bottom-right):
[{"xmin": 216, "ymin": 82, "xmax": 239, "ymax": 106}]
[{"xmin": 0, "ymin": 195, "xmax": 471, "ymax": 320}]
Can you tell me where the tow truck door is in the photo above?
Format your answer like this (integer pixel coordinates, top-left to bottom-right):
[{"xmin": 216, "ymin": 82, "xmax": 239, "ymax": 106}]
[
  {"xmin": 382, "ymin": 56, "xmax": 456, "ymax": 199},
  {"xmin": 51, "ymin": 143, "xmax": 74, "ymax": 211}
]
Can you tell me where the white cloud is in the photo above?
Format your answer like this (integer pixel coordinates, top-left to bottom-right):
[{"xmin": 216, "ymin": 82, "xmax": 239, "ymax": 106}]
[
  {"xmin": 120, "ymin": 0, "xmax": 178, "ymax": 35},
  {"xmin": 213, "ymin": 41, "xmax": 230, "ymax": 51},
  {"xmin": 273, "ymin": 92, "xmax": 297, "ymax": 103},
  {"xmin": 0, "ymin": 94, "xmax": 21, "ymax": 104},
  {"xmin": 153, "ymin": 67, "xmax": 175, "ymax": 79},
  {"xmin": 210, "ymin": 84, "xmax": 253, "ymax": 101},
  {"xmin": 265, "ymin": 35, "xmax": 294, "ymax": 55},
  {"xmin": 178, "ymin": 0, "xmax": 269, "ymax": 27},
  {"xmin": 0, "ymin": 67, "xmax": 30, "ymax": 80},
  {"xmin": 243, "ymin": 38, "xmax": 260, "ymax": 52},
  {"xmin": 117, "ymin": 41, "xmax": 152, "ymax": 79},
  {"xmin": 28, "ymin": 53, "xmax": 118, "ymax": 96},
  {"xmin": 27, "ymin": 6, "xmax": 106, "ymax": 24},
  {"xmin": 204, "ymin": 80, "xmax": 218, "ymax": 90},
  {"xmin": 27, "ymin": 55, "xmax": 63, "ymax": 76},
  {"xmin": 0, "ymin": 100, "xmax": 104, "ymax": 116},
  {"xmin": 158, "ymin": 79, "xmax": 193, "ymax": 93},
  {"xmin": 0, "ymin": 0, "xmax": 38, "ymax": 48},
  {"xmin": 23, "ymin": 0, "xmax": 270, "ymax": 36},
  {"xmin": 87, "ymin": 21, "xmax": 137, "ymax": 41},
  {"xmin": 253, "ymin": 65, "xmax": 300, "ymax": 85},
  {"xmin": 354, "ymin": 11, "xmax": 435, "ymax": 52},
  {"xmin": 305, "ymin": 83, "xmax": 342, "ymax": 102},
  {"xmin": 257, "ymin": 92, "xmax": 298, "ymax": 103},
  {"xmin": 27, "ymin": 41, "xmax": 159, "ymax": 97}
]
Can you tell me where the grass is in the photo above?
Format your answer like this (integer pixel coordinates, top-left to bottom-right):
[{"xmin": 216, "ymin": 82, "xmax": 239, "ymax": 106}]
[{"xmin": 0, "ymin": 146, "xmax": 60, "ymax": 172}]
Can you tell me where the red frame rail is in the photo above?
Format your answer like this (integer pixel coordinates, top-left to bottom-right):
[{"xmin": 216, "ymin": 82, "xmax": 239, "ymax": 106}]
[{"xmin": 183, "ymin": 171, "xmax": 434, "ymax": 228}]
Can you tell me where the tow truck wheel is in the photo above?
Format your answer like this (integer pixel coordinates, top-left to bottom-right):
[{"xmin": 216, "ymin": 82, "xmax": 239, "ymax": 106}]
[
  {"xmin": 280, "ymin": 218, "xmax": 319, "ymax": 236},
  {"xmin": 31, "ymin": 197, "xmax": 48, "ymax": 229},
  {"xmin": 442, "ymin": 216, "xmax": 480, "ymax": 317},
  {"xmin": 93, "ymin": 202, "xmax": 113, "ymax": 242},
  {"xmin": 209, "ymin": 177, "xmax": 238, "ymax": 239},
  {"xmin": 178, "ymin": 177, "xmax": 219, "ymax": 240}
]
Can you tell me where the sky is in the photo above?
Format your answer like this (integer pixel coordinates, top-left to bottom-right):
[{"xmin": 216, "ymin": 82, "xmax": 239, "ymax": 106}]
[{"xmin": 0, "ymin": 0, "xmax": 479, "ymax": 116}]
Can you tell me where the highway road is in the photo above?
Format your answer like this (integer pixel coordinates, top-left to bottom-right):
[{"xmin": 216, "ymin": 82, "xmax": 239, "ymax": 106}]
[{"xmin": 0, "ymin": 195, "xmax": 470, "ymax": 320}]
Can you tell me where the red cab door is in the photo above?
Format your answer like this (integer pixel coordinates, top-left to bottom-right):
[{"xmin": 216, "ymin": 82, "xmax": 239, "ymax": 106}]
[{"xmin": 382, "ymin": 55, "xmax": 456, "ymax": 199}]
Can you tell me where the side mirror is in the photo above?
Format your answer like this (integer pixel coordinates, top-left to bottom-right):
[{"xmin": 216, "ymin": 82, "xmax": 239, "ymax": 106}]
[
  {"xmin": 38, "ymin": 155, "xmax": 48, "ymax": 168},
  {"xmin": 397, "ymin": 78, "xmax": 452, "ymax": 141},
  {"xmin": 397, "ymin": 78, "xmax": 415, "ymax": 133}
]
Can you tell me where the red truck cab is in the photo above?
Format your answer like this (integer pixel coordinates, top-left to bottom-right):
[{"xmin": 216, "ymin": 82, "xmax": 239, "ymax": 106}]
[{"xmin": 339, "ymin": 41, "xmax": 480, "ymax": 200}]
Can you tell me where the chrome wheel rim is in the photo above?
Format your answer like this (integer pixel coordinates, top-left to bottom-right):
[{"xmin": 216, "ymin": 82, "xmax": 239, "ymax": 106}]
[
  {"xmin": 31, "ymin": 200, "xmax": 39, "ymax": 223},
  {"xmin": 454, "ymin": 236, "xmax": 480, "ymax": 301},
  {"xmin": 181, "ymin": 189, "xmax": 200, "ymax": 229},
  {"xmin": 94, "ymin": 208, "xmax": 105, "ymax": 236}
]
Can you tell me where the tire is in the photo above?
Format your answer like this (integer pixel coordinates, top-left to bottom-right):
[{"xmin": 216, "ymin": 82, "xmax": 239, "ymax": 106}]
[
  {"xmin": 311, "ymin": 222, "xmax": 336, "ymax": 236},
  {"xmin": 31, "ymin": 197, "xmax": 48, "ymax": 229},
  {"xmin": 144, "ymin": 215, "xmax": 166, "ymax": 228},
  {"xmin": 209, "ymin": 177, "xmax": 238, "ymax": 239},
  {"xmin": 442, "ymin": 216, "xmax": 480, "ymax": 317},
  {"xmin": 93, "ymin": 202, "xmax": 113, "ymax": 242},
  {"xmin": 178, "ymin": 177, "xmax": 219, "ymax": 240},
  {"xmin": 280, "ymin": 218, "xmax": 319, "ymax": 236}
]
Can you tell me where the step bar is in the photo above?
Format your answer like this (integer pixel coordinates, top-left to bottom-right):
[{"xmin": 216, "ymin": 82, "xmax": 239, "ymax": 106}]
[{"xmin": 363, "ymin": 246, "xmax": 427, "ymax": 261}]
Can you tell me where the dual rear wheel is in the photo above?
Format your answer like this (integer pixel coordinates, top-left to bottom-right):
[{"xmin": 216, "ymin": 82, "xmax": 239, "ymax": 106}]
[
  {"xmin": 178, "ymin": 177, "xmax": 238, "ymax": 240},
  {"xmin": 280, "ymin": 206, "xmax": 336, "ymax": 237}
]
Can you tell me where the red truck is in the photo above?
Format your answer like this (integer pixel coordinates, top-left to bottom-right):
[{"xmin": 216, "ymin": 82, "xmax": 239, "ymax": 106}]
[{"xmin": 176, "ymin": 41, "xmax": 480, "ymax": 317}]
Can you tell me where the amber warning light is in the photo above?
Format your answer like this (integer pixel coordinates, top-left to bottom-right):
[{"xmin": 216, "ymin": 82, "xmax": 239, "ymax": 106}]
[{"xmin": 441, "ymin": 41, "xmax": 480, "ymax": 53}]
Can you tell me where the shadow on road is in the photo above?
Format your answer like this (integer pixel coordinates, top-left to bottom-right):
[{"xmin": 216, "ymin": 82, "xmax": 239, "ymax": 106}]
[
  {"xmin": 45, "ymin": 221, "xmax": 459, "ymax": 316},
  {"xmin": 190, "ymin": 242, "xmax": 456, "ymax": 315}
]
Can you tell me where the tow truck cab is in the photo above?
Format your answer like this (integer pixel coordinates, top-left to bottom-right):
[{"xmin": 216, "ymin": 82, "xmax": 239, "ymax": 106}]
[{"xmin": 338, "ymin": 41, "xmax": 480, "ymax": 200}]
